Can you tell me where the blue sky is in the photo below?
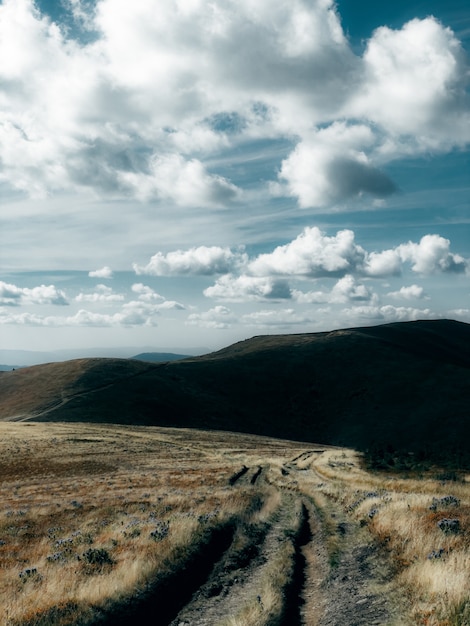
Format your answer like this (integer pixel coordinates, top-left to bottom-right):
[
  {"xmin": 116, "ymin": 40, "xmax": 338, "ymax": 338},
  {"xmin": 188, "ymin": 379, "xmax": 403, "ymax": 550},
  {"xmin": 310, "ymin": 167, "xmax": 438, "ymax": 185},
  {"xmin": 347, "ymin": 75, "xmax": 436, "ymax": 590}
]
[{"xmin": 0, "ymin": 0, "xmax": 469, "ymax": 356}]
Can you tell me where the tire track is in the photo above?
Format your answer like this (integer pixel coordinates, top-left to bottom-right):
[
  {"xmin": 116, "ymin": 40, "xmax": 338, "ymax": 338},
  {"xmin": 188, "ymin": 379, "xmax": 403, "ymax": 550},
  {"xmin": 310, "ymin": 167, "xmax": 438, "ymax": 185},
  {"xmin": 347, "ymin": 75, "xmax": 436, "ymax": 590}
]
[
  {"xmin": 229, "ymin": 465, "xmax": 249, "ymax": 485},
  {"xmin": 92, "ymin": 522, "xmax": 236, "ymax": 626},
  {"xmin": 167, "ymin": 488, "xmax": 303, "ymax": 626},
  {"xmin": 250, "ymin": 466, "xmax": 263, "ymax": 485},
  {"xmin": 168, "ymin": 519, "xmax": 274, "ymax": 624},
  {"xmin": 278, "ymin": 502, "xmax": 312, "ymax": 626}
]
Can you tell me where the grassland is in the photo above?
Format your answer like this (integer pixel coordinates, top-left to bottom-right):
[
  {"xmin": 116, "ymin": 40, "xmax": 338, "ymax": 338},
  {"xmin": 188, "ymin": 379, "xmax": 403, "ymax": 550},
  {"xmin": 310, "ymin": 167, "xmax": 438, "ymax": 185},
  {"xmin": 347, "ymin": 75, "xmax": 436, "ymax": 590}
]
[{"xmin": 0, "ymin": 421, "xmax": 468, "ymax": 626}]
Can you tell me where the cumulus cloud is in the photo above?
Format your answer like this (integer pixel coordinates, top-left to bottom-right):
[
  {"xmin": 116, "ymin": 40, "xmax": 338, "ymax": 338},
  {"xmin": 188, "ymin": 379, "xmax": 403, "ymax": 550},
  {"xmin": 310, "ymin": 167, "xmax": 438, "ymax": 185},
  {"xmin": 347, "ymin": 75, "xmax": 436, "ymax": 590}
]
[
  {"xmin": 118, "ymin": 154, "xmax": 241, "ymax": 206},
  {"xmin": 204, "ymin": 275, "xmax": 292, "ymax": 301},
  {"xmin": 350, "ymin": 17, "xmax": 470, "ymax": 146},
  {"xmin": 88, "ymin": 266, "xmax": 113, "ymax": 279},
  {"xmin": 186, "ymin": 306, "xmax": 236, "ymax": 329},
  {"xmin": 0, "ymin": 281, "xmax": 68, "ymax": 306},
  {"xmin": 123, "ymin": 293, "xmax": 185, "ymax": 313},
  {"xmin": 387, "ymin": 285, "xmax": 428, "ymax": 300},
  {"xmin": 363, "ymin": 235, "xmax": 468, "ymax": 276},
  {"xmin": 71, "ymin": 309, "xmax": 144, "ymax": 327},
  {"xmin": 278, "ymin": 123, "xmax": 397, "ymax": 208},
  {"xmin": 293, "ymin": 275, "xmax": 376, "ymax": 304},
  {"xmin": 131, "ymin": 283, "xmax": 165, "ymax": 302},
  {"xmin": 131, "ymin": 284, "xmax": 185, "ymax": 309},
  {"xmin": 133, "ymin": 228, "xmax": 469, "ymax": 308},
  {"xmin": 0, "ymin": 283, "xmax": 187, "ymax": 326},
  {"xmin": 134, "ymin": 246, "xmax": 247, "ymax": 276},
  {"xmin": 0, "ymin": 0, "xmax": 468, "ymax": 209},
  {"xmin": 0, "ymin": 302, "xmax": 162, "ymax": 327},
  {"xmin": 75, "ymin": 284, "xmax": 124, "ymax": 303},
  {"xmin": 342, "ymin": 304, "xmax": 436, "ymax": 324},
  {"xmin": 249, "ymin": 227, "xmax": 366, "ymax": 277},
  {"xmin": 396, "ymin": 235, "xmax": 467, "ymax": 274},
  {"xmin": 241, "ymin": 308, "xmax": 314, "ymax": 328},
  {"xmin": 362, "ymin": 249, "xmax": 402, "ymax": 278}
]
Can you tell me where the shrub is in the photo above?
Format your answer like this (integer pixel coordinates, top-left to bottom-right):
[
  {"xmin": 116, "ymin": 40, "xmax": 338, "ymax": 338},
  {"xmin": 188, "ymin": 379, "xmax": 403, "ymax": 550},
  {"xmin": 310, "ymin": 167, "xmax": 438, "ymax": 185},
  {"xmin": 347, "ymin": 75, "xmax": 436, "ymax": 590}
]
[
  {"xmin": 150, "ymin": 521, "xmax": 169, "ymax": 541},
  {"xmin": 82, "ymin": 548, "xmax": 114, "ymax": 566},
  {"xmin": 437, "ymin": 518, "xmax": 460, "ymax": 534}
]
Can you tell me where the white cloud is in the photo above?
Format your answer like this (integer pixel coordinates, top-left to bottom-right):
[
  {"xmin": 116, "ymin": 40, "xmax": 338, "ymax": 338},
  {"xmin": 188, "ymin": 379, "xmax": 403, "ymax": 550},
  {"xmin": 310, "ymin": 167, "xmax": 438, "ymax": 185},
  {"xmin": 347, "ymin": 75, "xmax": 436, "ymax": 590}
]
[
  {"xmin": 62, "ymin": 0, "xmax": 96, "ymax": 32},
  {"xmin": 342, "ymin": 304, "xmax": 436, "ymax": 324},
  {"xmin": 387, "ymin": 285, "xmax": 428, "ymax": 300},
  {"xmin": 0, "ymin": 310, "xmax": 49, "ymax": 326},
  {"xmin": 350, "ymin": 18, "xmax": 470, "ymax": 146},
  {"xmin": 118, "ymin": 153, "xmax": 241, "ymax": 206},
  {"xmin": 278, "ymin": 123, "xmax": 396, "ymax": 208},
  {"xmin": 132, "ymin": 229, "xmax": 469, "ymax": 301},
  {"xmin": 134, "ymin": 246, "xmax": 247, "ymax": 276},
  {"xmin": 75, "ymin": 284, "xmax": 125, "ymax": 303},
  {"xmin": 131, "ymin": 283, "xmax": 165, "ymax": 302},
  {"xmin": 0, "ymin": 0, "xmax": 468, "ymax": 209},
  {"xmin": 93, "ymin": 0, "xmax": 352, "ymax": 121},
  {"xmin": 396, "ymin": 234, "xmax": 467, "ymax": 274},
  {"xmin": 330, "ymin": 274, "xmax": 374, "ymax": 303},
  {"xmin": 0, "ymin": 303, "xmax": 160, "ymax": 328},
  {"xmin": 249, "ymin": 227, "xmax": 366, "ymax": 277},
  {"xmin": 70, "ymin": 309, "xmax": 138, "ymax": 327},
  {"xmin": 88, "ymin": 266, "xmax": 114, "ymax": 279},
  {"xmin": 0, "ymin": 281, "xmax": 68, "ymax": 306},
  {"xmin": 449, "ymin": 309, "xmax": 470, "ymax": 322},
  {"xmin": 241, "ymin": 308, "xmax": 314, "ymax": 328},
  {"xmin": 363, "ymin": 249, "xmax": 402, "ymax": 278},
  {"xmin": 362, "ymin": 235, "xmax": 468, "ymax": 277},
  {"xmin": 293, "ymin": 275, "xmax": 375, "ymax": 304},
  {"xmin": 155, "ymin": 300, "xmax": 186, "ymax": 310},
  {"xmin": 130, "ymin": 284, "xmax": 186, "ymax": 309},
  {"xmin": 186, "ymin": 305, "xmax": 236, "ymax": 329},
  {"xmin": 204, "ymin": 275, "xmax": 291, "ymax": 302}
]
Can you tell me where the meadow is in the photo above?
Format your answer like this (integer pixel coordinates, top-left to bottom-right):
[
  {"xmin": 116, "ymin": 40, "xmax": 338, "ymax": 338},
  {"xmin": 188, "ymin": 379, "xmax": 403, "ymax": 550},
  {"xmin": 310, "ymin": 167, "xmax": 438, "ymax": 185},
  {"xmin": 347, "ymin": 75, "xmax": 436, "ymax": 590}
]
[{"xmin": 0, "ymin": 421, "xmax": 468, "ymax": 626}]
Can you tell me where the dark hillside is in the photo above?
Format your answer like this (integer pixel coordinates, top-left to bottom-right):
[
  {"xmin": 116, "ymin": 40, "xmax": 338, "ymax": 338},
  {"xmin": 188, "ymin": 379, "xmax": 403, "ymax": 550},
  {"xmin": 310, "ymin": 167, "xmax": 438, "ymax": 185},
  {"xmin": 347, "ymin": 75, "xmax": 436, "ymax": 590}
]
[
  {"xmin": 1, "ymin": 320, "xmax": 469, "ymax": 465},
  {"xmin": 131, "ymin": 352, "xmax": 190, "ymax": 362}
]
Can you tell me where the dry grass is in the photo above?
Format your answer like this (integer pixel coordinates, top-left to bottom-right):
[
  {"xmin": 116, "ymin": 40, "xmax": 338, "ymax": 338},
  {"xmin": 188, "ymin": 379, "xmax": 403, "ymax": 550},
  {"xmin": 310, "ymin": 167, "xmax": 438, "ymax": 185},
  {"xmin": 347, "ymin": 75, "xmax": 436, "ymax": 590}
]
[
  {"xmin": 0, "ymin": 422, "xmax": 306, "ymax": 626},
  {"xmin": 1, "ymin": 422, "xmax": 468, "ymax": 625},
  {"xmin": 303, "ymin": 448, "xmax": 470, "ymax": 626}
]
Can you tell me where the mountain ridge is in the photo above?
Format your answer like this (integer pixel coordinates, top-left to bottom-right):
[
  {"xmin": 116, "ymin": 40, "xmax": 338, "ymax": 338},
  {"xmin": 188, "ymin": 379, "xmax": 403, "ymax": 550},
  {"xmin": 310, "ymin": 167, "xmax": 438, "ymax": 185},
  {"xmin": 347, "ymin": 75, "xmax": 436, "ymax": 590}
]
[{"xmin": 1, "ymin": 319, "xmax": 469, "ymax": 465}]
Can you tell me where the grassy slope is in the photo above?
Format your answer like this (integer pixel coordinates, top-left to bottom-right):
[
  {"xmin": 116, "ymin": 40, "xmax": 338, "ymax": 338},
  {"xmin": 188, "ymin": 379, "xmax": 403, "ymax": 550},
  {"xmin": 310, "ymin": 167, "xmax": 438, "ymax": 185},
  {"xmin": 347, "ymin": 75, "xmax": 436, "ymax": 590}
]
[
  {"xmin": 1, "ymin": 422, "xmax": 468, "ymax": 625},
  {"xmin": 0, "ymin": 319, "xmax": 469, "ymax": 464}
]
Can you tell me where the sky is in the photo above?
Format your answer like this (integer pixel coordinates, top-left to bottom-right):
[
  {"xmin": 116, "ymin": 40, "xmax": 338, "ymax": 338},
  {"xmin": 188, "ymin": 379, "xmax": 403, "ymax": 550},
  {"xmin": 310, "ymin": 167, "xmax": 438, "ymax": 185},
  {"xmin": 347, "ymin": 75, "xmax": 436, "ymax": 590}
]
[{"xmin": 0, "ymin": 0, "xmax": 469, "ymax": 356}]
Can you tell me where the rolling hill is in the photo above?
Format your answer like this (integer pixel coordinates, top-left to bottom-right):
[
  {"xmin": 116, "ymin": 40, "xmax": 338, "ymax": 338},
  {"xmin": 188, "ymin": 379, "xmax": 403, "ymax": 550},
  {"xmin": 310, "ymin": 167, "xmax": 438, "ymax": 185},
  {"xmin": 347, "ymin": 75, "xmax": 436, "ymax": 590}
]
[
  {"xmin": 1, "ymin": 319, "xmax": 469, "ymax": 465},
  {"xmin": 130, "ymin": 352, "xmax": 190, "ymax": 362}
]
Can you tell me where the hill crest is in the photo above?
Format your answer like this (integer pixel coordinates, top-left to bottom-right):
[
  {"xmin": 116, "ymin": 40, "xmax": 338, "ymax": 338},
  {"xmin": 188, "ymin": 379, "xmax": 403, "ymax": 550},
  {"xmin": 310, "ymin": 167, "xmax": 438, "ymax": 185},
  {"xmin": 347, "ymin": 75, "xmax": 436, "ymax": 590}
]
[{"xmin": 1, "ymin": 319, "xmax": 469, "ymax": 465}]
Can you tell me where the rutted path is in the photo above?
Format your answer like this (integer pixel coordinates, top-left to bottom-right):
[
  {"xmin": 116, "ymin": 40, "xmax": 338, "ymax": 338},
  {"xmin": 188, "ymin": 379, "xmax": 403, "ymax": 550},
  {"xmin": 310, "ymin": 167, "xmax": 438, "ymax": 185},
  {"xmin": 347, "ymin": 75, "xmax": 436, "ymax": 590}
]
[
  {"xmin": 291, "ymin": 454, "xmax": 411, "ymax": 626},
  {"xmin": 168, "ymin": 488, "xmax": 301, "ymax": 625},
  {"xmin": 92, "ymin": 523, "xmax": 237, "ymax": 626},
  {"xmin": 93, "ymin": 448, "xmax": 411, "ymax": 626},
  {"xmin": 278, "ymin": 502, "xmax": 312, "ymax": 625}
]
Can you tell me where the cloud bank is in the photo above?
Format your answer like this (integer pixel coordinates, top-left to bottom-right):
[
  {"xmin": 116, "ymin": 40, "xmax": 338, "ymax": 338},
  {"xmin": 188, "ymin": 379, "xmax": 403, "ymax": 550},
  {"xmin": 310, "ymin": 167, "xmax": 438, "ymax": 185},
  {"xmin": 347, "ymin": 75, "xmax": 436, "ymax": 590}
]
[
  {"xmin": 135, "ymin": 229, "xmax": 468, "ymax": 302},
  {"xmin": 0, "ymin": 0, "xmax": 468, "ymax": 209},
  {"xmin": 0, "ymin": 281, "xmax": 68, "ymax": 306}
]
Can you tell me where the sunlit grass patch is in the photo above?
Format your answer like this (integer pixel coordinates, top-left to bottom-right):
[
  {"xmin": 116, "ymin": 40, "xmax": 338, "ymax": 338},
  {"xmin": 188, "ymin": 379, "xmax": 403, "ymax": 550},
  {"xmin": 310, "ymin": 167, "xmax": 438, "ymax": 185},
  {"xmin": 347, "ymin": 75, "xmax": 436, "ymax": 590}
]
[
  {"xmin": 309, "ymin": 446, "xmax": 470, "ymax": 625},
  {"xmin": 0, "ymin": 423, "xmax": 318, "ymax": 625}
]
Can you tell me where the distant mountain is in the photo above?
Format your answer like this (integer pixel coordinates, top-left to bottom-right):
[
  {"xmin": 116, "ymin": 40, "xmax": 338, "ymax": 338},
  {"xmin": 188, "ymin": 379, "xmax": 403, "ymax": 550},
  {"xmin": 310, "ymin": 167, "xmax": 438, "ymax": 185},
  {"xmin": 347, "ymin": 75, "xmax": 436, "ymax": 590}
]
[
  {"xmin": 1, "ymin": 319, "xmax": 469, "ymax": 466},
  {"xmin": 131, "ymin": 353, "xmax": 190, "ymax": 363},
  {"xmin": 0, "ymin": 346, "xmax": 207, "ymax": 367}
]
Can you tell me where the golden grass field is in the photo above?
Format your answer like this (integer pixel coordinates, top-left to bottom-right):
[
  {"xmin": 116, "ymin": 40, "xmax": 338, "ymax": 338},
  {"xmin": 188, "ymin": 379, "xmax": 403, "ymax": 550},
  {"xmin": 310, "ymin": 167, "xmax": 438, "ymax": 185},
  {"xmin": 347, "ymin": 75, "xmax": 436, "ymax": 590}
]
[{"xmin": 0, "ymin": 421, "xmax": 468, "ymax": 626}]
